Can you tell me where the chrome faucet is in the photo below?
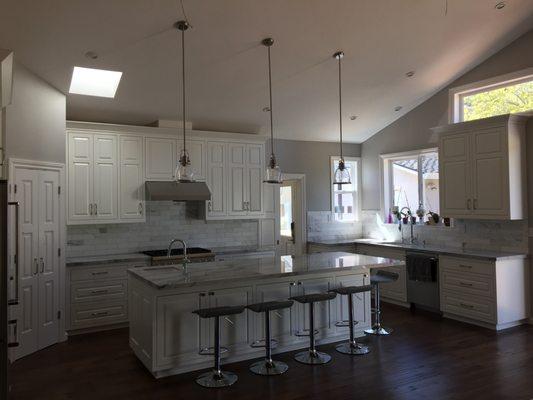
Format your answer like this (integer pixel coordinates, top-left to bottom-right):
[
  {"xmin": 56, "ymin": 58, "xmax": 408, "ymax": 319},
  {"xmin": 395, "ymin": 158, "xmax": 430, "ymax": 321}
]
[
  {"xmin": 399, "ymin": 207, "xmax": 418, "ymax": 245},
  {"xmin": 167, "ymin": 239, "xmax": 189, "ymax": 264}
]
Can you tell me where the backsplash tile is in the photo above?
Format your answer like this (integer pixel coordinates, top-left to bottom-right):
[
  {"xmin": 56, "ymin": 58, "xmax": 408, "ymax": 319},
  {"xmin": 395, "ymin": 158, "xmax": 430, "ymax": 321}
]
[
  {"xmin": 307, "ymin": 211, "xmax": 363, "ymax": 242},
  {"xmin": 66, "ymin": 202, "xmax": 259, "ymax": 257}
]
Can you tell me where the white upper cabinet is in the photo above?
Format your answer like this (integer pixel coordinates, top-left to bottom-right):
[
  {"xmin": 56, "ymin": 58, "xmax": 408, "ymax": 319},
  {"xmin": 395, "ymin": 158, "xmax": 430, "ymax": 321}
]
[
  {"xmin": 68, "ymin": 133, "xmax": 93, "ymax": 222},
  {"xmin": 179, "ymin": 137, "xmax": 206, "ymax": 182},
  {"xmin": 119, "ymin": 135, "xmax": 145, "ymax": 222},
  {"xmin": 435, "ymin": 114, "xmax": 527, "ymax": 220},
  {"xmin": 93, "ymin": 134, "xmax": 118, "ymax": 221},
  {"xmin": 246, "ymin": 144, "xmax": 264, "ymax": 216},
  {"xmin": 145, "ymin": 137, "xmax": 177, "ymax": 181},
  {"xmin": 206, "ymin": 141, "xmax": 227, "ymax": 218}
]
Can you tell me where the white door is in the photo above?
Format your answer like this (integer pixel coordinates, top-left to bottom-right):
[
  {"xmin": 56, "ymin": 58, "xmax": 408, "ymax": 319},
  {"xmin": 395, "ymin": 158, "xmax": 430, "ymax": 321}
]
[
  {"xmin": 145, "ymin": 137, "xmax": 177, "ymax": 180},
  {"xmin": 439, "ymin": 132, "xmax": 472, "ymax": 217},
  {"xmin": 471, "ymin": 127, "xmax": 508, "ymax": 216},
  {"xmin": 227, "ymin": 143, "xmax": 247, "ymax": 216},
  {"xmin": 93, "ymin": 134, "xmax": 118, "ymax": 220},
  {"xmin": 37, "ymin": 170, "xmax": 60, "ymax": 349},
  {"xmin": 119, "ymin": 135, "xmax": 144, "ymax": 221},
  {"xmin": 68, "ymin": 133, "xmax": 93, "ymax": 222},
  {"xmin": 246, "ymin": 144, "xmax": 263, "ymax": 216},
  {"xmin": 206, "ymin": 141, "xmax": 226, "ymax": 218},
  {"xmin": 12, "ymin": 168, "xmax": 39, "ymax": 359},
  {"xmin": 179, "ymin": 138, "xmax": 206, "ymax": 181}
]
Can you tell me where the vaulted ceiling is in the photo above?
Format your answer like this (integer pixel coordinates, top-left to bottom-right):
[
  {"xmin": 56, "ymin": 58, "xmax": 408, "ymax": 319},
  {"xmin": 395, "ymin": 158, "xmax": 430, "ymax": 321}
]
[{"xmin": 1, "ymin": 0, "xmax": 532, "ymax": 142}]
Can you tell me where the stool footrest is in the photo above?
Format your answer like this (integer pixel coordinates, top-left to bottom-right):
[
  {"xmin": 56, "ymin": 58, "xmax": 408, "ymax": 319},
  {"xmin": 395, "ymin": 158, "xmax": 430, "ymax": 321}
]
[
  {"xmin": 294, "ymin": 328, "xmax": 319, "ymax": 337},
  {"xmin": 335, "ymin": 319, "xmax": 359, "ymax": 328},
  {"xmin": 250, "ymin": 338, "xmax": 278, "ymax": 349},
  {"xmin": 198, "ymin": 346, "xmax": 229, "ymax": 356}
]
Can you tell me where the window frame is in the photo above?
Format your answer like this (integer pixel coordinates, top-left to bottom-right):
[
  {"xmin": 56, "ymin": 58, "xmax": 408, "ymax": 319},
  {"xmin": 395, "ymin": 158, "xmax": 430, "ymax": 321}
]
[
  {"xmin": 380, "ymin": 148, "xmax": 438, "ymax": 222},
  {"xmin": 330, "ymin": 156, "xmax": 361, "ymax": 222},
  {"xmin": 448, "ymin": 67, "xmax": 533, "ymax": 123}
]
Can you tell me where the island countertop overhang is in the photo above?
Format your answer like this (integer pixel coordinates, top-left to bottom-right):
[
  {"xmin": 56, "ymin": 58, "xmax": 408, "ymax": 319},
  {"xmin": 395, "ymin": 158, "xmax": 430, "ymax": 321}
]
[{"xmin": 127, "ymin": 252, "xmax": 404, "ymax": 290}]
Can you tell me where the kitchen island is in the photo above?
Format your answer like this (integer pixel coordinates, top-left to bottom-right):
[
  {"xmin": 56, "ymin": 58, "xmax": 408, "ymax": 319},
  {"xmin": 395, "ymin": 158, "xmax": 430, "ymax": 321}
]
[{"xmin": 127, "ymin": 252, "xmax": 403, "ymax": 378}]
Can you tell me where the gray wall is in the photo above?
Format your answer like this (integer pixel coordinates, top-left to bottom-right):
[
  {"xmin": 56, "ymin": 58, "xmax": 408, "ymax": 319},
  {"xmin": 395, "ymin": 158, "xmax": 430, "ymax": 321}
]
[
  {"xmin": 361, "ymin": 29, "xmax": 533, "ymax": 210},
  {"xmin": 5, "ymin": 62, "xmax": 66, "ymax": 163},
  {"xmin": 269, "ymin": 139, "xmax": 362, "ymax": 211}
]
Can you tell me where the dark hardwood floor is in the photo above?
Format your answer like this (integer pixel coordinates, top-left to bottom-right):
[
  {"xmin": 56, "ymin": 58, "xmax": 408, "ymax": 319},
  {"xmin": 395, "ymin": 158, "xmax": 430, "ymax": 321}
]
[{"xmin": 8, "ymin": 304, "xmax": 533, "ymax": 400}]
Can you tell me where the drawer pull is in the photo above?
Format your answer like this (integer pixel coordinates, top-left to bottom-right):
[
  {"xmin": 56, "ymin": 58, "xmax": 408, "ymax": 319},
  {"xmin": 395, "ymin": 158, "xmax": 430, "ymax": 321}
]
[
  {"xmin": 459, "ymin": 264, "xmax": 472, "ymax": 269},
  {"xmin": 459, "ymin": 282, "xmax": 473, "ymax": 287},
  {"xmin": 224, "ymin": 316, "xmax": 234, "ymax": 325},
  {"xmin": 90, "ymin": 289, "xmax": 109, "ymax": 295},
  {"xmin": 459, "ymin": 302, "xmax": 474, "ymax": 309},
  {"xmin": 91, "ymin": 311, "xmax": 109, "ymax": 317},
  {"xmin": 92, "ymin": 271, "xmax": 109, "ymax": 276}
]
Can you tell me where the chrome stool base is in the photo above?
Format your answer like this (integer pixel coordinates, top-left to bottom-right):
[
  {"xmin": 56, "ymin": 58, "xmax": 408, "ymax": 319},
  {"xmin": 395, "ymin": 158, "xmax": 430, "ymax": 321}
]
[
  {"xmin": 250, "ymin": 359, "xmax": 289, "ymax": 376},
  {"xmin": 364, "ymin": 326, "xmax": 393, "ymax": 336},
  {"xmin": 336, "ymin": 341, "xmax": 370, "ymax": 355},
  {"xmin": 196, "ymin": 370, "xmax": 238, "ymax": 388},
  {"xmin": 294, "ymin": 349, "xmax": 332, "ymax": 365}
]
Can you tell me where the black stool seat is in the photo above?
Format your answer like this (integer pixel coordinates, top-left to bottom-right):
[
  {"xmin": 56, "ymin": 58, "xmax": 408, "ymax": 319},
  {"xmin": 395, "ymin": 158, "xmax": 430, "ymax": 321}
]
[
  {"xmin": 247, "ymin": 300, "xmax": 294, "ymax": 313},
  {"xmin": 193, "ymin": 305, "xmax": 246, "ymax": 319},
  {"xmin": 330, "ymin": 284, "xmax": 372, "ymax": 295},
  {"xmin": 371, "ymin": 270, "xmax": 399, "ymax": 284},
  {"xmin": 290, "ymin": 292, "xmax": 336, "ymax": 304}
]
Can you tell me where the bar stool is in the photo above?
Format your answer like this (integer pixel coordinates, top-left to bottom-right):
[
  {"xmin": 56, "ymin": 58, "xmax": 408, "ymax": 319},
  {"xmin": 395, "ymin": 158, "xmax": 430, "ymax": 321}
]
[
  {"xmin": 364, "ymin": 270, "xmax": 399, "ymax": 336},
  {"xmin": 330, "ymin": 284, "xmax": 373, "ymax": 355},
  {"xmin": 290, "ymin": 292, "xmax": 337, "ymax": 365},
  {"xmin": 246, "ymin": 300, "xmax": 294, "ymax": 375},
  {"xmin": 192, "ymin": 305, "xmax": 246, "ymax": 388}
]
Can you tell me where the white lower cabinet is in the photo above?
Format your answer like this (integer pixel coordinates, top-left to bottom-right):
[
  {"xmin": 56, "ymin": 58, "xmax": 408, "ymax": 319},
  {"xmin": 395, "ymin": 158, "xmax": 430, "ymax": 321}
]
[{"xmin": 334, "ymin": 273, "xmax": 371, "ymax": 334}]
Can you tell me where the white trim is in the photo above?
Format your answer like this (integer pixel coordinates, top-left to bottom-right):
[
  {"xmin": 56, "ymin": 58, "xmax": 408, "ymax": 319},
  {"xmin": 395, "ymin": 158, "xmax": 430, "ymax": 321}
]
[
  {"xmin": 448, "ymin": 67, "xmax": 533, "ymax": 123},
  {"xmin": 330, "ymin": 156, "xmax": 362, "ymax": 222},
  {"xmin": 8, "ymin": 158, "xmax": 67, "ymax": 344},
  {"xmin": 281, "ymin": 173, "xmax": 307, "ymax": 255}
]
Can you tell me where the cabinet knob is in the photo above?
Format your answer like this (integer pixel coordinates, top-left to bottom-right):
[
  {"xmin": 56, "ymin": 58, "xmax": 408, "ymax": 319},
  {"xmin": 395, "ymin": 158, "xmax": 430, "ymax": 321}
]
[
  {"xmin": 199, "ymin": 293, "xmax": 206, "ymax": 297},
  {"xmin": 208, "ymin": 201, "xmax": 212, "ymax": 212},
  {"xmin": 138, "ymin": 202, "xmax": 143, "ymax": 214},
  {"xmin": 208, "ymin": 291, "xmax": 214, "ymax": 296},
  {"xmin": 289, "ymin": 282, "xmax": 295, "ymax": 286}
]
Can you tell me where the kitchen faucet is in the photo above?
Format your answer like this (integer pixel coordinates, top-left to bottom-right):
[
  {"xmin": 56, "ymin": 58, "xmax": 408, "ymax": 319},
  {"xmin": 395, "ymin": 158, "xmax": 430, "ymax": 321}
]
[
  {"xmin": 167, "ymin": 239, "xmax": 189, "ymax": 267},
  {"xmin": 399, "ymin": 207, "xmax": 418, "ymax": 245}
]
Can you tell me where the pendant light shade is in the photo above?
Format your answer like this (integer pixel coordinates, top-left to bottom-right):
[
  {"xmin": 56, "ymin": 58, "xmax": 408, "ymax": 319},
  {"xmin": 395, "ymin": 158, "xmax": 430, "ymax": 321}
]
[
  {"xmin": 174, "ymin": 20, "xmax": 195, "ymax": 183},
  {"xmin": 262, "ymin": 38, "xmax": 283, "ymax": 184},
  {"xmin": 332, "ymin": 51, "xmax": 351, "ymax": 188}
]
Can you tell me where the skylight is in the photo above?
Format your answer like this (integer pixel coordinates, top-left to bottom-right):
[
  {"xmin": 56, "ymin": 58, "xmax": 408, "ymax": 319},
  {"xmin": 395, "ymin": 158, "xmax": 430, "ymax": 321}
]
[{"xmin": 69, "ymin": 66, "xmax": 122, "ymax": 98}]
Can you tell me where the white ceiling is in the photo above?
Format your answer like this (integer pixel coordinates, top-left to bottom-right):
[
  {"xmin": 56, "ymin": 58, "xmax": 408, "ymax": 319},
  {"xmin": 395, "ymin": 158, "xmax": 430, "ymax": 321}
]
[{"xmin": 1, "ymin": 0, "xmax": 533, "ymax": 143}]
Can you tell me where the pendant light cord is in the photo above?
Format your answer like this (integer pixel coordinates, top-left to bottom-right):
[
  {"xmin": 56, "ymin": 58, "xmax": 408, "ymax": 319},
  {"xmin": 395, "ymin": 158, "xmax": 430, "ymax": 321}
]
[
  {"xmin": 181, "ymin": 26, "xmax": 187, "ymax": 163},
  {"xmin": 337, "ymin": 54, "xmax": 343, "ymax": 161},
  {"xmin": 267, "ymin": 45, "xmax": 275, "ymax": 159}
]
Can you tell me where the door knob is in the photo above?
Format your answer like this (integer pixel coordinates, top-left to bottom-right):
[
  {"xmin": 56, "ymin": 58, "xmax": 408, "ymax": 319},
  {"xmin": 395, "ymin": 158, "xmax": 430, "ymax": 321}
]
[{"xmin": 40, "ymin": 257, "xmax": 44, "ymax": 273}]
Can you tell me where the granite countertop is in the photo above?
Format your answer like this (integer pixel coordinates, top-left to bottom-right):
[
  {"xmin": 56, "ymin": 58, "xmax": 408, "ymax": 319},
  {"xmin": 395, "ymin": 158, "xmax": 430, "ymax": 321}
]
[
  {"xmin": 127, "ymin": 252, "xmax": 404, "ymax": 290},
  {"xmin": 66, "ymin": 253, "xmax": 151, "ymax": 267},
  {"xmin": 331, "ymin": 239, "xmax": 526, "ymax": 261}
]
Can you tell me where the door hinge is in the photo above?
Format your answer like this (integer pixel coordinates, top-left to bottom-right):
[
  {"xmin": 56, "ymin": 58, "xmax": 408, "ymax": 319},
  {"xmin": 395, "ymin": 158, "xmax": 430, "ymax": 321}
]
[
  {"xmin": 58, "ymin": 186, "xmax": 61, "ymax": 195},
  {"xmin": 57, "ymin": 310, "xmax": 61, "ymax": 320},
  {"xmin": 13, "ymin": 254, "xmax": 17, "ymax": 265},
  {"xmin": 58, "ymin": 248, "xmax": 61, "ymax": 257},
  {"xmin": 13, "ymin": 184, "xmax": 17, "ymax": 194}
]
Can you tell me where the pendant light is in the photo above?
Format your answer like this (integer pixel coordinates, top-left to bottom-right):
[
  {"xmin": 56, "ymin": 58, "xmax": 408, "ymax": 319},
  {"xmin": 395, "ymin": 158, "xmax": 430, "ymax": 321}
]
[
  {"xmin": 262, "ymin": 38, "xmax": 283, "ymax": 184},
  {"xmin": 332, "ymin": 51, "xmax": 351, "ymax": 188},
  {"xmin": 174, "ymin": 20, "xmax": 194, "ymax": 182}
]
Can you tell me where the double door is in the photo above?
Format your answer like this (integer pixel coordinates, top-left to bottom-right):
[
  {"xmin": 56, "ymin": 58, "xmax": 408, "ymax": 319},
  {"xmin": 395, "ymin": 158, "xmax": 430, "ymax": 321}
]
[
  {"xmin": 11, "ymin": 167, "xmax": 61, "ymax": 360},
  {"xmin": 68, "ymin": 132, "xmax": 118, "ymax": 222}
]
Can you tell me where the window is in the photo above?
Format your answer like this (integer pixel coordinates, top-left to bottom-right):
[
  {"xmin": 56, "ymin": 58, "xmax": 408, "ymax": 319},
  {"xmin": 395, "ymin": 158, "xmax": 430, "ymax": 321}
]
[
  {"xmin": 330, "ymin": 156, "xmax": 360, "ymax": 222},
  {"xmin": 382, "ymin": 150, "xmax": 439, "ymax": 222},
  {"xmin": 450, "ymin": 68, "xmax": 533, "ymax": 123}
]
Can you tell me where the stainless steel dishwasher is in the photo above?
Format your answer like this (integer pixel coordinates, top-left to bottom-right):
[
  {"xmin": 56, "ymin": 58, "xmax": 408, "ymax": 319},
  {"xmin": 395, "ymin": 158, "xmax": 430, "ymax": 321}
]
[{"xmin": 406, "ymin": 251, "xmax": 440, "ymax": 313}]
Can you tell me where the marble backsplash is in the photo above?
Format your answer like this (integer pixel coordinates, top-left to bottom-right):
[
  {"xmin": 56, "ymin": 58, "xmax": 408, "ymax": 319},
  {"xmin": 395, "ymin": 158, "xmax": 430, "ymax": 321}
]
[{"xmin": 307, "ymin": 211, "xmax": 363, "ymax": 242}]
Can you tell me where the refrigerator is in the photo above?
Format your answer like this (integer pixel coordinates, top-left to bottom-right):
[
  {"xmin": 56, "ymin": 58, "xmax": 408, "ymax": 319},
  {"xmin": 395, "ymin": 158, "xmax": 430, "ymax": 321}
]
[{"xmin": 1, "ymin": 179, "xmax": 19, "ymax": 398}]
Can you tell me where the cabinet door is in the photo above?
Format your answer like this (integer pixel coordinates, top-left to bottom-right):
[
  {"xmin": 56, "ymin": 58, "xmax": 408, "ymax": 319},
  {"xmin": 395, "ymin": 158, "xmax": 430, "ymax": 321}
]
[
  {"xmin": 376, "ymin": 265, "xmax": 407, "ymax": 303},
  {"xmin": 179, "ymin": 138, "xmax": 206, "ymax": 181},
  {"xmin": 227, "ymin": 143, "xmax": 247, "ymax": 216},
  {"xmin": 93, "ymin": 134, "xmax": 118, "ymax": 221},
  {"xmin": 155, "ymin": 292, "xmax": 206, "ymax": 368},
  {"xmin": 246, "ymin": 144, "xmax": 264, "ymax": 216},
  {"xmin": 297, "ymin": 277, "xmax": 335, "ymax": 338},
  {"xmin": 145, "ymin": 137, "xmax": 177, "ymax": 180},
  {"xmin": 37, "ymin": 170, "xmax": 60, "ymax": 349},
  {"xmin": 68, "ymin": 133, "xmax": 93, "ymax": 222},
  {"xmin": 254, "ymin": 281, "xmax": 298, "ymax": 345},
  {"xmin": 119, "ymin": 135, "xmax": 145, "ymax": 221},
  {"xmin": 335, "ymin": 273, "xmax": 371, "ymax": 334},
  {"xmin": 209, "ymin": 286, "xmax": 252, "ymax": 350},
  {"xmin": 206, "ymin": 141, "xmax": 226, "ymax": 217},
  {"xmin": 471, "ymin": 127, "xmax": 509, "ymax": 217},
  {"xmin": 439, "ymin": 132, "xmax": 471, "ymax": 217}
]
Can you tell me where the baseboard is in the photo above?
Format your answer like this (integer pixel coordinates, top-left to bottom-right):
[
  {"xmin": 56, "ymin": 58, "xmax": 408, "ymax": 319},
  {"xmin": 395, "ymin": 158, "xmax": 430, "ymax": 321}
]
[
  {"xmin": 67, "ymin": 322, "xmax": 128, "ymax": 336},
  {"xmin": 443, "ymin": 313, "xmax": 527, "ymax": 331},
  {"xmin": 381, "ymin": 297, "xmax": 410, "ymax": 308}
]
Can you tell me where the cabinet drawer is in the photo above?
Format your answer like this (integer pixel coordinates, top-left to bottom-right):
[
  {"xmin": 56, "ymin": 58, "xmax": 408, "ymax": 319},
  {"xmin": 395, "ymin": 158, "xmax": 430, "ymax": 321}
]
[
  {"xmin": 439, "ymin": 256, "xmax": 494, "ymax": 276},
  {"xmin": 441, "ymin": 290, "xmax": 496, "ymax": 323},
  {"xmin": 70, "ymin": 301, "xmax": 128, "ymax": 329},
  {"xmin": 441, "ymin": 271, "xmax": 495, "ymax": 298},
  {"xmin": 70, "ymin": 264, "xmax": 130, "ymax": 282},
  {"xmin": 376, "ymin": 265, "xmax": 407, "ymax": 302},
  {"xmin": 356, "ymin": 245, "xmax": 405, "ymax": 261},
  {"xmin": 71, "ymin": 280, "xmax": 127, "ymax": 303}
]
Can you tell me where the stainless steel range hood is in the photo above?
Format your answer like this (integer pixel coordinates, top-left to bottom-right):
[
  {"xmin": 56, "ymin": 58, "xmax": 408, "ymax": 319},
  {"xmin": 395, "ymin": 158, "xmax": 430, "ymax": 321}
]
[{"xmin": 145, "ymin": 181, "xmax": 211, "ymax": 201}]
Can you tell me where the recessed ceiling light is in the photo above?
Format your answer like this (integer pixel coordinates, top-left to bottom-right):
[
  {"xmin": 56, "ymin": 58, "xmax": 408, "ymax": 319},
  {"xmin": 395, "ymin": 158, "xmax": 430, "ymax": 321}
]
[
  {"xmin": 69, "ymin": 66, "xmax": 122, "ymax": 98},
  {"xmin": 84, "ymin": 51, "xmax": 98, "ymax": 60},
  {"xmin": 405, "ymin": 71, "xmax": 415, "ymax": 78},
  {"xmin": 495, "ymin": 1, "xmax": 506, "ymax": 9},
  {"xmin": 262, "ymin": 106, "xmax": 271, "ymax": 112},
  {"xmin": 394, "ymin": 106, "xmax": 402, "ymax": 112},
  {"xmin": 349, "ymin": 115, "xmax": 357, "ymax": 120}
]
